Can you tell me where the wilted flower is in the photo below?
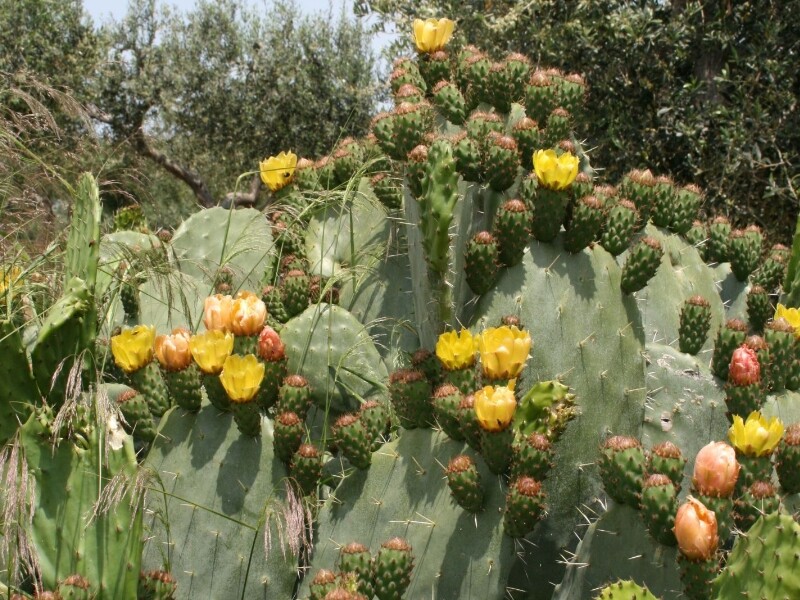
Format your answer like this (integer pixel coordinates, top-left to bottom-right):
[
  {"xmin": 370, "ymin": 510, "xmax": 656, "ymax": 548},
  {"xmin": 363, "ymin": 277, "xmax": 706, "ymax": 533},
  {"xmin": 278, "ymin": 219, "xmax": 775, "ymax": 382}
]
[
  {"xmin": 258, "ymin": 326, "xmax": 285, "ymax": 362},
  {"xmin": 412, "ymin": 18, "xmax": 454, "ymax": 53},
  {"xmin": 154, "ymin": 327, "xmax": 192, "ymax": 371},
  {"xmin": 219, "ymin": 354, "xmax": 265, "ymax": 403},
  {"xmin": 674, "ymin": 497, "xmax": 718, "ymax": 560},
  {"xmin": 474, "ymin": 385, "xmax": 516, "ymax": 432},
  {"xmin": 435, "ymin": 329, "xmax": 476, "ymax": 370},
  {"xmin": 111, "ymin": 325, "xmax": 155, "ymax": 373},
  {"xmin": 728, "ymin": 345, "xmax": 760, "ymax": 386},
  {"xmin": 189, "ymin": 330, "xmax": 234, "ymax": 375},
  {"xmin": 477, "ymin": 326, "xmax": 532, "ymax": 380},
  {"xmin": 203, "ymin": 294, "xmax": 233, "ymax": 332},
  {"xmin": 774, "ymin": 303, "xmax": 800, "ymax": 338},
  {"xmin": 259, "ymin": 151, "xmax": 297, "ymax": 193},
  {"xmin": 533, "ymin": 149, "xmax": 579, "ymax": 191},
  {"xmin": 728, "ymin": 411, "xmax": 784, "ymax": 457},
  {"xmin": 229, "ymin": 291, "xmax": 267, "ymax": 337},
  {"xmin": 692, "ymin": 441, "xmax": 739, "ymax": 497}
]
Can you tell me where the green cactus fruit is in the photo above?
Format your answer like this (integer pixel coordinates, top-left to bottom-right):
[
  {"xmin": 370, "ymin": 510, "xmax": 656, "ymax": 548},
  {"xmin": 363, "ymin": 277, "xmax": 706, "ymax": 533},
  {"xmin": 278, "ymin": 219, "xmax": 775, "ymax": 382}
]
[
  {"xmin": 406, "ymin": 144, "xmax": 429, "ymax": 198},
  {"xmin": 464, "ymin": 111, "xmax": 503, "ymax": 148},
  {"xmin": 752, "ymin": 243, "xmax": 788, "ymax": 291},
  {"xmin": 594, "ymin": 580, "xmax": 659, "ymax": 600},
  {"xmin": 765, "ymin": 318, "xmax": 794, "ymax": 391},
  {"xmin": 281, "ymin": 269, "xmax": 310, "ymax": 318},
  {"xmin": 394, "ymin": 83, "xmax": 424, "ymax": 105},
  {"xmin": 432, "ymin": 383, "xmax": 464, "ymax": 441},
  {"xmin": 487, "ymin": 61, "xmax": 514, "ymax": 113},
  {"xmin": 677, "ymin": 553, "xmax": 720, "ymax": 600},
  {"xmin": 293, "ymin": 157, "xmax": 319, "ymax": 191},
  {"xmin": 453, "ymin": 45, "xmax": 480, "ymax": 90},
  {"xmin": 162, "ymin": 363, "xmax": 203, "ymax": 412},
  {"xmin": 445, "ymin": 454, "xmax": 484, "ymax": 513},
  {"xmin": 410, "ymin": 348, "xmax": 441, "ymax": 386},
  {"xmin": 332, "ymin": 414, "xmax": 372, "ymax": 470},
  {"xmin": 261, "ymin": 285, "xmax": 289, "ymax": 325},
  {"xmin": 277, "ymin": 374, "xmax": 313, "ymax": 420},
  {"xmin": 728, "ymin": 230, "xmax": 758, "ymax": 282},
  {"xmin": 372, "ymin": 537, "xmax": 414, "ymax": 600},
  {"xmin": 441, "ymin": 363, "xmax": 478, "ymax": 397},
  {"xmin": 734, "ymin": 480, "xmax": 779, "ymax": 530},
  {"xmin": 525, "ymin": 70, "xmax": 557, "ymax": 124},
  {"xmin": 464, "ymin": 231, "xmax": 500, "ymax": 296},
  {"xmin": 511, "ymin": 116, "xmax": 540, "ymax": 167},
  {"xmin": 599, "ymin": 199, "xmax": 638, "ymax": 257},
  {"xmin": 554, "ymin": 72, "xmax": 586, "ymax": 114},
  {"xmin": 291, "ymin": 443, "xmax": 322, "ymax": 496},
  {"xmin": 233, "ymin": 334, "xmax": 258, "ymax": 356},
  {"xmin": 370, "ymin": 173, "xmax": 403, "ymax": 211},
  {"xmin": 392, "ymin": 102, "xmax": 432, "ymax": 159},
  {"xmin": 500, "ymin": 314, "xmax": 524, "ymax": 329},
  {"xmin": 649, "ymin": 174, "xmax": 675, "ymax": 228},
  {"xmin": 639, "ymin": 474, "xmax": 678, "ymax": 546},
  {"xmin": 389, "ymin": 65, "xmax": 425, "ymax": 94},
  {"xmin": 705, "ymin": 215, "xmax": 732, "ymax": 264},
  {"xmin": 457, "ymin": 394, "xmax": 482, "ymax": 452},
  {"xmin": 684, "ymin": 220, "xmax": 708, "ymax": 257},
  {"xmin": 620, "ymin": 236, "xmax": 663, "ymax": 294},
  {"xmin": 522, "ymin": 177, "xmax": 569, "ymax": 242},
  {"xmin": 431, "ymin": 80, "xmax": 466, "ymax": 125},
  {"xmin": 714, "ymin": 511, "xmax": 800, "ymax": 600},
  {"xmin": 745, "ymin": 285, "xmax": 771, "ymax": 334},
  {"xmin": 493, "ymin": 199, "xmax": 531, "ymax": 267},
  {"xmin": 598, "ymin": 436, "xmax": 646, "ymax": 506},
  {"xmin": 273, "ymin": 411, "xmax": 304, "ymax": 464},
  {"xmin": 619, "ymin": 169, "xmax": 656, "ymax": 228},
  {"xmin": 479, "ymin": 424, "xmax": 515, "ymax": 475},
  {"xmin": 484, "ymin": 133, "xmax": 519, "ymax": 192},
  {"xmin": 117, "ymin": 389, "xmax": 157, "ymax": 444},
  {"xmin": 418, "ymin": 49, "xmax": 451, "ymax": 89},
  {"xmin": 504, "ymin": 476, "xmax": 546, "ymax": 538},
  {"xmin": 670, "ymin": 183, "xmax": 702, "ymax": 235},
  {"xmin": 371, "ymin": 112, "xmax": 397, "ymax": 159},
  {"xmin": 120, "ymin": 277, "xmax": 140, "ymax": 319},
  {"xmin": 694, "ymin": 493, "xmax": 734, "ymax": 543},
  {"xmin": 230, "ymin": 397, "xmax": 261, "ymax": 437},
  {"xmin": 388, "ymin": 368, "xmax": 433, "ymax": 429},
  {"xmin": 678, "ymin": 295, "xmax": 712, "ymax": 355},
  {"xmin": 647, "ymin": 441, "xmax": 686, "ymax": 491},
  {"xmin": 338, "ymin": 542, "xmax": 374, "ymax": 598},
  {"xmin": 310, "ymin": 569, "xmax": 338, "ymax": 600},
  {"xmin": 451, "ymin": 132, "xmax": 482, "ymax": 181},
  {"xmin": 775, "ymin": 422, "xmax": 800, "ymax": 493},
  {"xmin": 503, "ymin": 52, "xmax": 530, "ymax": 101},
  {"xmin": 563, "ymin": 195, "xmax": 604, "ymax": 254},
  {"xmin": 330, "ymin": 142, "xmax": 363, "ymax": 188},
  {"xmin": 360, "ymin": 399, "xmax": 389, "ymax": 450},
  {"xmin": 464, "ymin": 52, "xmax": 492, "ymax": 107},
  {"xmin": 57, "ymin": 574, "xmax": 92, "ymax": 600},
  {"xmin": 570, "ymin": 170, "xmax": 593, "ymax": 201},
  {"xmin": 511, "ymin": 432, "xmax": 553, "ymax": 481},
  {"xmin": 271, "ymin": 212, "xmax": 306, "ymax": 256},
  {"xmin": 545, "ymin": 107, "xmax": 571, "ymax": 145},
  {"xmin": 202, "ymin": 372, "xmax": 231, "ymax": 412},
  {"xmin": 138, "ymin": 570, "xmax": 177, "ymax": 600},
  {"xmin": 127, "ymin": 361, "xmax": 171, "ymax": 418},
  {"xmin": 711, "ymin": 318, "xmax": 749, "ymax": 380}
]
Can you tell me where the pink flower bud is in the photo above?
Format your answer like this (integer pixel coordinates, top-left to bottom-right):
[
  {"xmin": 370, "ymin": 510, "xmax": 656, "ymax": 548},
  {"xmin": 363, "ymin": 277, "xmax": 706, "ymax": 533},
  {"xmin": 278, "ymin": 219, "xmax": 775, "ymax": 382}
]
[
  {"xmin": 674, "ymin": 497, "xmax": 718, "ymax": 560},
  {"xmin": 692, "ymin": 441, "xmax": 740, "ymax": 497},
  {"xmin": 728, "ymin": 345, "xmax": 760, "ymax": 386},
  {"xmin": 258, "ymin": 326, "xmax": 285, "ymax": 362}
]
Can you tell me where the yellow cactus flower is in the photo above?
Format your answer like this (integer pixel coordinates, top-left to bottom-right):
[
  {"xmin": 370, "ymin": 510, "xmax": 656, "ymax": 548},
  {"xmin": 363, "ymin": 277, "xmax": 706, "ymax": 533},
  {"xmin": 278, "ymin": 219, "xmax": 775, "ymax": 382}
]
[
  {"xmin": 203, "ymin": 294, "xmax": 233, "ymax": 332},
  {"xmin": 111, "ymin": 325, "xmax": 155, "ymax": 373},
  {"xmin": 189, "ymin": 330, "xmax": 234, "ymax": 375},
  {"xmin": 477, "ymin": 326, "xmax": 532, "ymax": 380},
  {"xmin": 219, "ymin": 354, "xmax": 265, "ymax": 403},
  {"xmin": 774, "ymin": 304, "xmax": 800, "ymax": 338},
  {"xmin": 0, "ymin": 265, "xmax": 21, "ymax": 297},
  {"xmin": 728, "ymin": 411, "xmax": 784, "ymax": 457},
  {"xmin": 413, "ymin": 18, "xmax": 454, "ymax": 53},
  {"xmin": 435, "ymin": 329, "xmax": 476, "ymax": 370},
  {"xmin": 533, "ymin": 149, "xmax": 579, "ymax": 191},
  {"xmin": 474, "ymin": 385, "xmax": 517, "ymax": 432},
  {"xmin": 154, "ymin": 327, "xmax": 193, "ymax": 371},
  {"xmin": 259, "ymin": 151, "xmax": 297, "ymax": 193},
  {"xmin": 229, "ymin": 291, "xmax": 267, "ymax": 337}
]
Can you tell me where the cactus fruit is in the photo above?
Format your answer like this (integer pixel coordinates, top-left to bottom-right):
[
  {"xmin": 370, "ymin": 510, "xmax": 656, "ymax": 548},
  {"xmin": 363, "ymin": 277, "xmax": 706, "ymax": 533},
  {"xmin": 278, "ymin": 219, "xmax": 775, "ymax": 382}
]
[
  {"xmin": 493, "ymin": 199, "xmax": 531, "ymax": 267},
  {"xmin": 545, "ymin": 107, "xmax": 571, "ymax": 145},
  {"xmin": 511, "ymin": 432, "xmax": 553, "ymax": 481},
  {"xmin": 338, "ymin": 542, "xmax": 374, "ymax": 598},
  {"xmin": 274, "ymin": 411, "xmax": 304, "ymax": 464},
  {"xmin": 161, "ymin": 363, "xmax": 203, "ymax": 412},
  {"xmin": 229, "ymin": 397, "xmax": 261, "ymax": 437},
  {"xmin": 117, "ymin": 389, "xmax": 157, "ymax": 444},
  {"xmin": 684, "ymin": 220, "xmax": 708, "ymax": 255},
  {"xmin": 512, "ymin": 117, "xmax": 540, "ymax": 167},
  {"xmin": 677, "ymin": 553, "xmax": 720, "ymax": 600},
  {"xmin": 332, "ymin": 414, "xmax": 372, "ymax": 470},
  {"xmin": 451, "ymin": 132, "xmax": 482, "ymax": 181},
  {"xmin": 775, "ymin": 422, "xmax": 800, "ymax": 493},
  {"xmin": 58, "ymin": 574, "xmax": 92, "ymax": 600},
  {"xmin": 728, "ymin": 228, "xmax": 762, "ymax": 282},
  {"xmin": 639, "ymin": 474, "xmax": 677, "ymax": 545},
  {"xmin": 410, "ymin": 348, "xmax": 441, "ymax": 386},
  {"xmin": 649, "ymin": 175, "xmax": 674, "ymax": 228},
  {"xmin": 388, "ymin": 368, "xmax": 433, "ymax": 429},
  {"xmin": 706, "ymin": 216, "xmax": 732, "ymax": 264},
  {"xmin": 457, "ymin": 394, "xmax": 482, "ymax": 451},
  {"xmin": 256, "ymin": 326, "xmax": 287, "ymax": 411},
  {"xmin": 406, "ymin": 144, "xmax": 428, "ymax": 198},
  {"xmin": 647, "ymin": 441, "xmax": 686, "ymax": 490},
  {"xmin": 599, "ymin": 199, "xmax": 638, "ymax": 257},
  {"xmin": 764, "ymin": 319, "xmax": 795, "ymax": 391},
  {"xmin": 752, "ymin": 243, "xmax": 788, "ymax": 291},
  {"xmin": 733, "ymin": 480, "xmax": 779, "ymax": 530},
  {"xmin": 725, "ymin": 345, "xmax": 764, "ymax": 417},
  {"xmin": 389, "ymin": 65, "xmax": 425, "ymax": 94},
  {"xmin": 310, "ymin": 570, "xmax": 338, "ymax": 600},
  {"xmin": 485, "ymin": 133, "xmax": 520, "ymax": 192},
  {"xmin": 359, "ymin": 399, "xmax": 389, "ymax": 450},
  {"xmin": 503, "ymin": 477, "xmax": 546, "ymax": 538},
  {"xmin": 203, "ymin": 372, "xmax": 231, "ymax": 412},
  {"xmin": 671, "ymin": 184, "xmax": 702, "ymax": 235},
  {"xmin": 521, "ymin": 176, "xmax": 569, "ymax": 243},
  {"xmin": 393, "ymin": 102, "xmax": 431, "ymax": 160},
  {"xmin": 127, "ymin": 361, "xmax": 171, "ymax": 418},
  {"xmin": 464, "ymin": 53, "xmax": 493, "ymax": 107},
  {"xmin": 277, "ymin": 374, "xmax": 313, "ymax": 419},
  {"xmin": 525, "ymin": 70, "xmax": 557, "ymax": 124},
  {"xmin": 595, "ymin": 580, "xmax": 659, "ymax": 600},
  {"xmin": 431, "ymin": 80, "xmax": 466, "ymax": 125},
  {"xmin": 711, "ymin": 318, "xmax": 749, "ymax": 381},
  {"xmin": 371, "ymin": 173, "xmax": 403, "ymax": 211},
  {"xmin": 372, "ymin": 538, "xmax": 414, "ymax": 600},
  {"xmin": 282, "ymin": 269, "xmax": 310, "ymax": 318},
  {"xmin": 138, "ymin": 571, "xmax": 177, "ymax": 600},
  {"xmin": 598, "ymin": 436, "xmax": 645, "ymax": 506},
  {"xmin": 464, "ymin": 231, "xmax": 500, "ymax": 295},
  {"xmin": 261, "ymin": 285, "xmax": 289, "ymax": 325},
  {"xmin": 620, "ymin": 237, "xmax": 663, "ymax": 294},
  {"xmin": 432, "ymin": 383, "xmax": 464, "ymax": 441},
  {"xmin": 678, "ymin": 295, "xmax": 712, "ymax": 355},
  {"xmin": 619, "ymin": 169, "xmax": 655, "ymax": 228},
  {"xmin": 445, "ymin": 454, "xmax": 484, "ymax": 513},
  {"xmin": 746, "ymin": 285, "xmax": 771, "ymax": 333},
  {"xmin": 563, "ymin": 195, "xmax": 604, "ymax": 254},
  {"xmin": 291, "ymin": 443, "xmax": 323, "ymax": 496}
]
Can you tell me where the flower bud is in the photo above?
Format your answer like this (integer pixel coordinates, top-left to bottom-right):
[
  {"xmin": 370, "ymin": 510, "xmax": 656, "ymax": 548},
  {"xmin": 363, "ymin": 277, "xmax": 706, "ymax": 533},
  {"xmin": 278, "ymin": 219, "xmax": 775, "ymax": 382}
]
[
  {"xmin": 674, "ymin": 497, "xmax": 718, "ymax": 560},
  {"xmin": 258, "ymin": 325, "xmax": 286, "ymax": 362},
  {"xmin": 728, "ymin": 345, "xmax": 760, "ymax": 386},
  {"xmin": 692, "ymin": 441, "xmax": 739, "ymax": 497}
]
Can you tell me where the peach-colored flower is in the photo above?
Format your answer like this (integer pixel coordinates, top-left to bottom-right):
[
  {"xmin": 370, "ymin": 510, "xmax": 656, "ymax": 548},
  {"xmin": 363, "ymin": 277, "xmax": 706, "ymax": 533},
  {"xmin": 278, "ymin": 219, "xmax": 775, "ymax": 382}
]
[
  {"xmin": 154, "ymin": 327, "xmax": 192, "ymax": 371},
  {"xmin": 229, "ymin": 291, "xmax": 267, "ymax": 337},
  {"xmin": 674, "ymin": 497, "xmax": 718, "ymax": 560},
  {"xmin": 203, "ymin": 294, "xmax": 233, "ymax": 332}
]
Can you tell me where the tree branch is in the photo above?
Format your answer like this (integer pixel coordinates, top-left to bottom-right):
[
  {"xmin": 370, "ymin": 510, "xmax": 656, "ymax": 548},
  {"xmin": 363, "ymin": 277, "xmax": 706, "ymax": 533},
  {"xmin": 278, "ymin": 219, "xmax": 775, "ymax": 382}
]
[{"xmin": 222, "ymin": 173, "xmax": 261, "ymax": 208}]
